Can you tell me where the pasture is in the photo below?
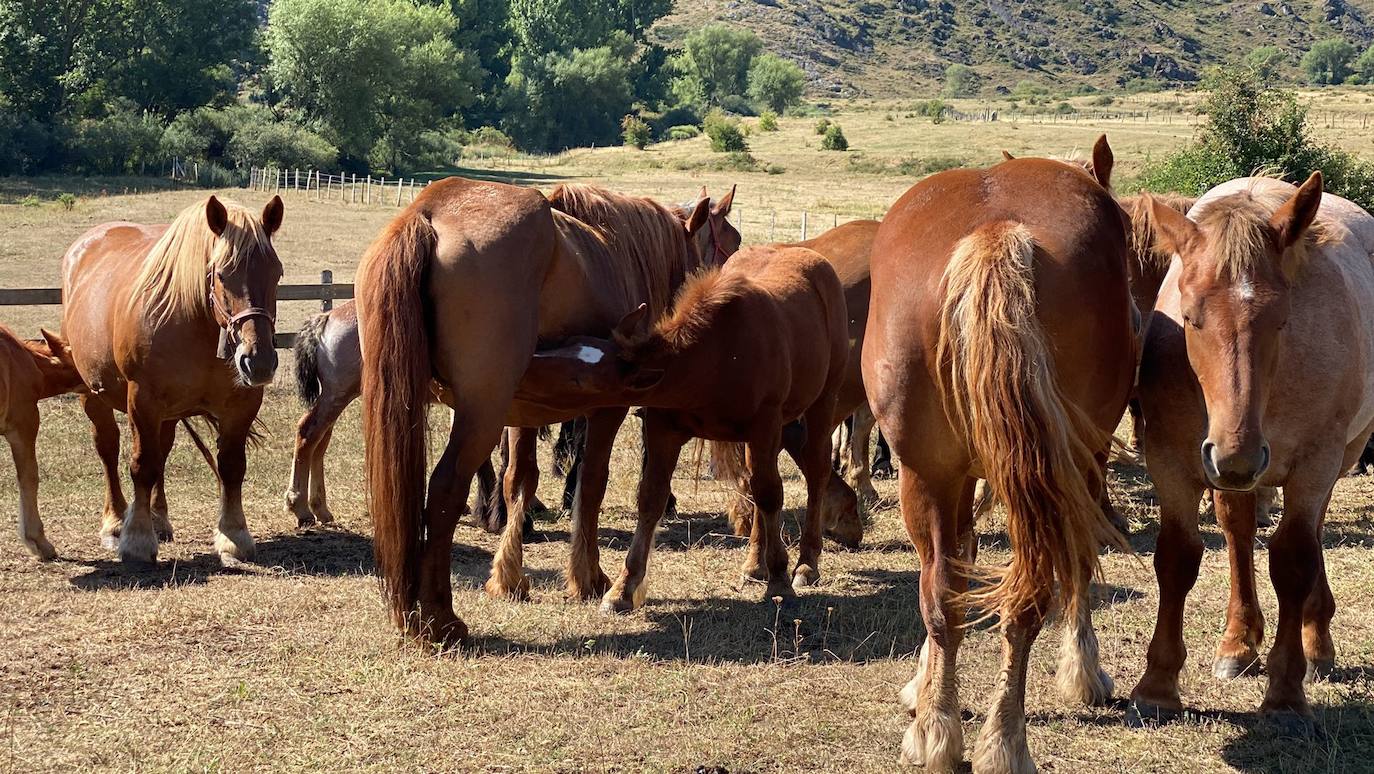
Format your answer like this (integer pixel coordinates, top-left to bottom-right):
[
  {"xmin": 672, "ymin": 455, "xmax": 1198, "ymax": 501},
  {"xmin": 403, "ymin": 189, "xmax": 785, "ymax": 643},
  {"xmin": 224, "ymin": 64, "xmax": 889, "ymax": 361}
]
[{"xmin": 3, "ymin": 100, "xmax": 1374, "ymax": 773}]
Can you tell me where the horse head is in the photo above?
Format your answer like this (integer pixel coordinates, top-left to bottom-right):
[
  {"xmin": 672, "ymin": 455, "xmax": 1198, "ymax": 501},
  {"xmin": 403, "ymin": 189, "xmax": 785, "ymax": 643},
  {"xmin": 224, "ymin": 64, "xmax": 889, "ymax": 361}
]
[{"xmin": 205, "ymin": 195, "xmax": 285, "ymax": 386}]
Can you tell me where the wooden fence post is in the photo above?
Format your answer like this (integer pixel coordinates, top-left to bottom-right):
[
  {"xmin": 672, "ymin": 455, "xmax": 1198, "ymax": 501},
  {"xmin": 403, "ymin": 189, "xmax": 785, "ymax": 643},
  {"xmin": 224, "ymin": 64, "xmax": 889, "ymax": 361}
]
[
  {"xmin": 396, "ymin": 177, "xmax": 403, "ymax": 206},
  {"xmin": 320, "ymin": 269, "xmax": 334, "ymax": 312},
  {"xmin": 800, "ymin": 211, "xmax": 808, "ymax": 240}
]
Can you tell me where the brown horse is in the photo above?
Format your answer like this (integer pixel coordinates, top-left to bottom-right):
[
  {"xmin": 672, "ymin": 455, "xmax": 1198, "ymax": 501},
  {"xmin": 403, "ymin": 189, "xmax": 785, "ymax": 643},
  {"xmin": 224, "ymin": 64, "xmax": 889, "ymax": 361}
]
[
  {"xmin": 720, "ymin": 218, "xmax": 878, "ymax": 550},
  {"xmin": 2, "ymin": 328, "xmax": 85, "ymax": 559},
  {"xmin": 61, "ymin": 195, "xmax": 284, "ymax": 565},
  {"xmin": 1131, "ymin": 174, "xmax": 1374, "ymax": 733},
  {"xmin": 515, "ymin": 244, "xmax": 848, "ymax": 607},
  {"xmin": 359, "ymin": 177, "xmax": 719, "ymax": 643},
  {"xmin": 863, "ymin": 149, "xmax": 1134, "ymax": 771}
]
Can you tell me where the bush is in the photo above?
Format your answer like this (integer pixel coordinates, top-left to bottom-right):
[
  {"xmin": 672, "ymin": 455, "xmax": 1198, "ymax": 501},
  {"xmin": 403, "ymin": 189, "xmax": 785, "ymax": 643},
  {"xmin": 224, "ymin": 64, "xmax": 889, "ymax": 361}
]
[
  {"xmin": 649, "ymin": 104, "xmax": 702, "ymax": 139},
  {"xmin": 1091, "ymin": 95, "xmax": 1115, "ymax": 106},
  {"xmin": 747, "ymin": 53, "xmax": 805, "ymax": 114},
  {"xmin": 196, "ymin": 161, "xmax": 242, "ymax": 188},
  {"xmin": 0, "ymin": 109, "xmax": 60, "ymax": 175},
  {"xmin": 1302, "ymin": 38, "xmax": 1356, "ymax": 85},
  {"xmin": 814, "ymin": 117, "xmax": 832, "ymax": 135},
  {"xmin": 227, "ymin": 115, "xmax": 337, "ymax": 170},
  {"xmin": 718, "ymin": 94, "xmax": 757, "ymax": 116},
  {"xmin": 160, "ymin": 107, "xmax": 236, "ymax": 162},
  {"xmin": 1139, "ymin": 66, "xmax": 1374, "ymax": 211},
  {"xmin": 467, "ymin": 125, "xmax": 515, "ymax": 149},
  {"xmin": 19, "ymin": 195, "xmax": 40, "ymax": 207},
  {"xmin": 758, "ymin": 111, "xmax": 779, "ymax": 131},
  {"xmin": 411, "ymin": 128, "xmax": 467, "ymax": 168},
  {"xmin": 914, "ymin": 99, "xmax": 947, "ymax": 121},
  {"xmin": 1246, "ymin": 46, "xmax": 1287, "ymax": 83},
  {"xmin": 621, "ymin": 114, "xmax": 651, "ymax": 149},
  {"xmin": 72, "ymin": 112, "xmax": 165, "ymax": 174},
  {"xmin": 1053, "ymin": 101, "xmax": 1076, "ymax": 114},
  {"xmin": 665, "ymin": 124, "xmax": 701, "ymax": 141},
  {"xmin": 943, "ymin": 63, "xmax": 979, "ymax": 97},
  {"xmin": 820, "ymin": 123, "xmax": 848, "ymax": 151},
  {"xmin": 704, "ymin": 111, "xmax": 748, "ymax": 152},
  {"xmin": 56, "ymin": 193, "xmax": 77, "ymax": 211}
]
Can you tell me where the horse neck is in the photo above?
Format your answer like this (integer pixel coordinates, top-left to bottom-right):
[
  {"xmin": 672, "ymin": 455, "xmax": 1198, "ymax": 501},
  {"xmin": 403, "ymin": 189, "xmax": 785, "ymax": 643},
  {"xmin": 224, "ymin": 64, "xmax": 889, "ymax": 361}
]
[{"xmin": 24, "ymin": 347, "xmax": 82, "ymax": 399}]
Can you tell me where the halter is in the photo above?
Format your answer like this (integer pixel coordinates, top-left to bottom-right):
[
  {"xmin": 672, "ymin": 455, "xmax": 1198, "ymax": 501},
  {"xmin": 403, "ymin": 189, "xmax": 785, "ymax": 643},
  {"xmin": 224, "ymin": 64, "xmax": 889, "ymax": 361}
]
[
  {"xmin": 704, "ymin": 207, "xmax": 732, "ymax": 265},
  {"xmin": 208, "ymin": 272, "xmax": 275, "ymax": 359}
]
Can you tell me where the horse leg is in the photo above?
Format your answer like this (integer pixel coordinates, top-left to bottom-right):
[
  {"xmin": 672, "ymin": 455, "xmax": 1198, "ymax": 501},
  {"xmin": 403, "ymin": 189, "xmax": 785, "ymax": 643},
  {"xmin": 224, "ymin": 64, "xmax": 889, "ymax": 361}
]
[
  {"xmin": 844, "ymin": 403, "xmax": 879, "ymax": 506},
  {"xmin": 638, "ymin": 415, "xmax": 676, "ymax": 519},
  {"xmin": 286, "ymin": 391, "xmax": 346, "ymax": 528},
  {"xmin": 560, "ymin": 418, "xmax": 583, "ymax": 513},
  {"xmin": 601, "ymin": 414, "xmax": 685, "ymax": 613},
  {"xmin": 566, "ymin": 407, "xmax": 626, "ymax": 601},
  {"xmin": 726, "ymin": 471, "xmax": 753, "ymax": 537},
  {"xmin": 474, "ymin": 455, "xmax": 504, "ymax": 533},
  {"xmin": 973, "ymin": 591, "xmax": 1049, "ymax": 774},
  {"xmin": 788, "ymin": 406, "xmax": 834, "ymax": 588},
  {"xmin": 84, "ymin": 394, "xmax": 128, "ymax": 549},
  {"xmin": 308, "ymin": 427, "xmax": 336, "ymax": 524},
  {"xmin": 8, "ymin": 404, "xmax": 53, "ymax": 561},
  {"xmin": 1212, "ymin": 490, "xmax": 1265, "ymax": 679},
  {"xmin": 119, "ymin": 389, "xmax": 164, "ymax": 564},
  {"xmin": 897, "ymin": 469, "xmax": 970, "ymax": 772},
  {"xmin": 211, "ymin": 399, "xmax": 262, "ymax": 567},
  {"xmin": 871, "ymin": 429, "xmax": 894, "ymax": 479},
  {"xmin": 486, "ymin": 426, "xmax": 539, "ymax": 600},
  {"xmin": 1056, "ymin": 580, "xmax": 1115, "ymax": 706},
  {"xmin": 1129, "ymin": 469, "xmax": 1205, "ymax": 722},
  {"xmin": 1260, "ymin": 467, "xmax": 1336, "ymax": 726},
  {"xmin": 151, "ymin": 420, "xmax": 175, "ymax": 542},
  {"xmin": 741, "ymin": 432, "xmax": 792, "ymax": 600}
]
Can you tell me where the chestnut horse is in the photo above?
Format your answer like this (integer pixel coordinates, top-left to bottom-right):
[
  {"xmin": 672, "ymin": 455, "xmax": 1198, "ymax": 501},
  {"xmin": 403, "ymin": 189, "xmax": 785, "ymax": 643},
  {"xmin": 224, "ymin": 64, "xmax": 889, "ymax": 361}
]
[
  {"xmin": 515, "ymin": 244, "xmax": 848, "ymax": 607},
  {"xmin": 2, "ymin": 328, "xmax": 85, "ymax": 559},
  {"xmin": 359, "ymin": 177, "xmax": 718, "ymax": 643},
  {"xmin": 863, "ymin": 151, "xmax": 1134, "ymax": 771},
  {"xmin": 1131, "ymin": 174, "xmax": 1374, "ymax": 732},
  {"xmin": 61, "ymin": 195, "xmax": 284, "ymax": 565}
]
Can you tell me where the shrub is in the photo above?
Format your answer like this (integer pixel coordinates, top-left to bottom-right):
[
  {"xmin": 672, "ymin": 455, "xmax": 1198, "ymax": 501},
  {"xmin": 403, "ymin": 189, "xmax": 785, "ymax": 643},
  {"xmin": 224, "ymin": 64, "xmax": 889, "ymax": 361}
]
[
  {"xmin": 718, "ymin": 94, "xmax": 757, "ymax": 116},
  {"xmin": 227, "ymin": 116, "xmax": 337, "ymax": 170},
  {"xmin": 160, "ymin": 107, "xmax": 236, "ymax": 162},
  {"xmin": 72, "ymin": 112, "xmax": 165, "ymax": 174},
  {"xmin": 56, "ymin": 193, "xmax": 77, "ymax": 211},
  {"xmin": 814, "ymin": 117, "xmax": 832, "ymax": 135},
  {"xmin": 704, "ymin": 111, "xmax": 748, "ymax": 152},
  {"xmin": 914, "ymin": 99, "xmax": 947, "ymax": 121},
  {"xmin": 1302, "ymin": 38, "xmax": 1356, "ymax": 85},
  {"xmin": 758, "ymin": 111, "xmax": 779, "ymax": 131},
  {"xmin": 943, "ymin": 63, "xmax": 979, "ymax": 97},
  {"xmin": 1053, "ymin": 101, "xmax": 1076, "ymax": 114},
  {"xmin": 0, "ymin": 109, "xmax": 59, "ymax": 175},
  {"xmin": 1091, "ymin": 95, "xmax": 1115, "ymax": 106},
  {"xmin": 467, "ymin": 125, "xmax": 515, "ymax": 149},
  {"xmin": 19, "ymin": 195, "xmax": 40, "ymax": 207},
  {"xmin": 197, "ymin": 162, "xmax": 242, "ymax": 188},
  {"xmin": 411, "ymin": 128, "xmax": 467, "ymax": 168},
  {"xmin": 820, "ymin": 123, "xmax": 848, "ymax": 151},
  {"xmin": 621, "ymin": 114, "xmax": 651, "ymax": 149},
  {"xmin": 665, "ymin": 124, "xmax": 701, "ymax": 141},
  {"xmin": 1246, "ymin": 46, "xmax": 1287, "ymax": 83},
  {"xmin": 648, "ymin": 104, "xmax": 702, "ymax": 138},
  {"xmin": 747, "ymin": 53, "xmax": 805, "ymax": 114}
]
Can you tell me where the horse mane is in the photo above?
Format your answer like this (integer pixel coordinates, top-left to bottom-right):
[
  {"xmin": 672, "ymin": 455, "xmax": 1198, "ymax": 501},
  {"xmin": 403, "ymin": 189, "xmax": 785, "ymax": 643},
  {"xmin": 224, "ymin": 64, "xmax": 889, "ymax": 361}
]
[
  {"xmin": 548, "ymin": 183, "xmax": 704, "ymax": 320},
  {"xmin": 1191, "ymin": 180, "xmax": 1329, "ymax": 281},
  {"xmin": 613, "ymin": 266, "xmax": 748, "ymax": 362},
  {"xmin": 129, "ymin": 197, "xmax": 268, "ymax": 324},
  {"xmin": 1122, "ymin": 193, "xmax": 1196, "ymax": 270}
]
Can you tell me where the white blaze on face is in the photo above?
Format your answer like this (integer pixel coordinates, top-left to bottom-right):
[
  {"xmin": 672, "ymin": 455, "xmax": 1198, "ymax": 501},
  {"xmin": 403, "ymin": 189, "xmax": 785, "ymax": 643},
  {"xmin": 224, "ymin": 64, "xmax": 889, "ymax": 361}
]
[
  {"xmin": 575, "ymin": 345, "xmax": 604, "ymax": 364},
  {"xmin": 1235, "ymin": 272, "xmax": 1256, "ymax": 302}
]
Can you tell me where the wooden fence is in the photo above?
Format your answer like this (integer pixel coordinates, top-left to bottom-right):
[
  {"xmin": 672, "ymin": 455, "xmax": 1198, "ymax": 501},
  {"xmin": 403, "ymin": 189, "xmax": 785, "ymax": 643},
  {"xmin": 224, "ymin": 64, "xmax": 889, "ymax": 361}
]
[{"xmin": 0, "ymin": 271, "xmax": 350, "ymax": 350}]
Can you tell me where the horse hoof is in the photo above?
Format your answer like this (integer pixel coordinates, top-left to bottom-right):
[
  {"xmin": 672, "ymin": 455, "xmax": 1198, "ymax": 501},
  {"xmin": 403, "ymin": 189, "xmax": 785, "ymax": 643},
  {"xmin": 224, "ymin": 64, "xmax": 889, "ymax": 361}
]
[
  {"xmin": 599, "ymin": 594, "xmax": 636, "ymax": 615},
  {"xmin": 1124, "ymin": 699, "xmax": 1183, "ymax": 728},
  {"xmin": 1306, "ymin": 658, "xmax": 1336, "ymax": 683},
  {"xmin": 1214, "ymin": 655, "xmax": 1262, "ymax": 680},
  {"xmin": 214, "ymin": 530, "xmax": 256, "ymax": 566},
  {"xmin": 101, "ymin": 533, "xmax": 120, "ymax": 551},
  {"xmin": 25, "ymin": 538, "xmax": 57, "ymax": 562},
  {"xmin": 295, "ymin": 513, "xmax": 318, "ymax": 530},
  {"xmin": 792, "ymin": 564, "xmax": 820, "ymax": 589},
  {"xmin": 1264, "ymin": 710, "xmax": 1323, "ymax": 740},
  {"xmin": 484, "ymin": 576, "xmax": 531, "ymax": 602},
  {"xmin": 312, "ymin": 507, "xmax": 335, "ymax": 525},
  {"xmin": 155, "ymin": 528, "xmax": 174, "ymax": 543},
  {"xmin": 765, "ymin": 579, "xmax": 796, "ymax": 602},
  {"xmin": 565, "ymin": 572, "xmax": 611, "ymax": 602}
]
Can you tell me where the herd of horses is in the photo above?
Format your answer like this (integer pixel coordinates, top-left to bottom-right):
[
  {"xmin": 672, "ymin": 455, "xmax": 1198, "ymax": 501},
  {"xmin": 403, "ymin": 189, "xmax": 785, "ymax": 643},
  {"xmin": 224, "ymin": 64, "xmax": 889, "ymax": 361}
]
[{"xmin": 4, "ymin": 134, "xmax": 1373, "ymax": 772}]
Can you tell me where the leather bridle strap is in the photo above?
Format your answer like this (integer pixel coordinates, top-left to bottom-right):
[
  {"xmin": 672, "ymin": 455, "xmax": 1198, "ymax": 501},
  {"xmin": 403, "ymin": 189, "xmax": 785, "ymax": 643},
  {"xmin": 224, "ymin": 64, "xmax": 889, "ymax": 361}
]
[
  {"xmin": 706, "ymin": 209, "xmax": 730, "ymax": 264},
  {"xmin": 207, "ymin": 277, "xmax": 275, "ymax": 358}
]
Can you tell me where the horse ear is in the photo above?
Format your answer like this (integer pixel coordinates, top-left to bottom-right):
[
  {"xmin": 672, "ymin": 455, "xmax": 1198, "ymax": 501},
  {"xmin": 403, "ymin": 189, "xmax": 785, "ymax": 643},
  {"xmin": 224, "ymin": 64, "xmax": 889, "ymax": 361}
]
[
  {"xmin": 262, "ymin": 195, "xmax": 284, "ymax": 235},
  {"xmin": 1090, "ymin": 134, "xmax": 1113, "ymax": 190},
  {"xmin": 39, "ymin": 328, "xmax": 71, "ymax": 364},
  {"xmin": 614, "ymin": 303, "xmax": 649, "ymax": 341},
  {"xmin": 686, "ymin": 197, "xmax": 711, "ymax": 235},
  {"xmin": 1000, "ymin": 150, "xmax": 1015, "ymax": 161},
  {"xmin": 1270, "ymin": 171, "xmax": 1323, "ymax": 251},
  {"xmin": 698, "ymin": 185, "xmax": 709, "ymax": 200},
  {"xmin": 713, "ymin": 184, "xmax": 736, "ymax": 217},
  {"xmin": 1146, "ymin": 194, "xmax": 1201, "ymax": 260},
  {"xmin": 206, "ymin": 196, "xmax": 228, "ymax": 236}
]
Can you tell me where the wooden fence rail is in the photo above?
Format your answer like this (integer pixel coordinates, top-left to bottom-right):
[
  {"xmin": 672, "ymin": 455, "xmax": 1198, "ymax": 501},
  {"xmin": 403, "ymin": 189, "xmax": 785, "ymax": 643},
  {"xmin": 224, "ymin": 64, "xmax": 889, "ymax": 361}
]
[{"xmin": 0, "ymin": 271, "xmax": 350, "ymax": 350}]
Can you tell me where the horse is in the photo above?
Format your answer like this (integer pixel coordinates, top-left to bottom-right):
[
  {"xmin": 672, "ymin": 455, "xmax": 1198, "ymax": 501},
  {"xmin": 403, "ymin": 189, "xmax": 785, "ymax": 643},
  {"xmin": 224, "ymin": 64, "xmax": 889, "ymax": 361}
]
[
  {"xmin": 1130, "ymin": 173, "xmax": 1374, "ymax": 734},
  {"xmin": 514, "ymin": 243, "xmax": 849, "ymax": 608},
  {"xmin": 287, "ymin": 186, "xmax": 738, "ymax": 536},
  {"xmin": 862, "ymin": 144, "xmax": 1135, "ymax": 771},
  {"xmin": 717, "ymin": 218, "xmax": 878, "ymax": 552},
  {"xmin": 358, "ymin": 177, "xmax": 721, "ymax": 644},
  {"xmin": 61, "ymin": 195, "xmax": 284, "ymax": 565},
  {"xmin": 2, "ymin": 328, "xmax": 85, "ymax": 559}
]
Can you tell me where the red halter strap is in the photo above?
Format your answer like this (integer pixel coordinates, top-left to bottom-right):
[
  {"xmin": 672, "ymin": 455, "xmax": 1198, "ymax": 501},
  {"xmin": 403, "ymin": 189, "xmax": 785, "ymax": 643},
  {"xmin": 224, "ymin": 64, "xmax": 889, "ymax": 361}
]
[{"xmin": 705, "ymin": 209, "xmax": 730, "ymax": 265}]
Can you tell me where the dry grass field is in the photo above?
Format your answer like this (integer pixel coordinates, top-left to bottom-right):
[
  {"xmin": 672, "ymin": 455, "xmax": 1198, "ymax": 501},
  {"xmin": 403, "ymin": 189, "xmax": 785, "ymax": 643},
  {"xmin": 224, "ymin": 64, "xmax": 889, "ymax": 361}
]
[{"xmin": 3, "ymin": 99, "xmax": 1374, "ymax": 773}]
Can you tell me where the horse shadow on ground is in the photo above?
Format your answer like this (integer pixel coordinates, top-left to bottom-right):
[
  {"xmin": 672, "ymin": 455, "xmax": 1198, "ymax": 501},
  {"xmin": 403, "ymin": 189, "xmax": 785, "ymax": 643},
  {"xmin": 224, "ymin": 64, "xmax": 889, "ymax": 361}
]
[{"xmin": 1219, "ymin": 700, "xmax": 1374, "ymax": 773}]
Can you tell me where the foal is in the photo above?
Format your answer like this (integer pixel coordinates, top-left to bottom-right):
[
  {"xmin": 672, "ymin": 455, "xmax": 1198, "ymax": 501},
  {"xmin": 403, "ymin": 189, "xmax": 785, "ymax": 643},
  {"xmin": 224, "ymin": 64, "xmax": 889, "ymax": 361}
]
[
  {"xmin": 2, "ymin": 328, "xmax": 85, "ymax": 559},
  {"xmin": 516, "ymin": 245, "xmax": 849, "ymax": 608}
]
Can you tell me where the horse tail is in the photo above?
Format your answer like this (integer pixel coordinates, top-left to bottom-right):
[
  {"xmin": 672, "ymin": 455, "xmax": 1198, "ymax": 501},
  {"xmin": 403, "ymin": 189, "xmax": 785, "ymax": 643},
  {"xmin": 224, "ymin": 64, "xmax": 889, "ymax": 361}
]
[
  {"xmin": 935, "ymin": 221, "xmax": 1117, "ymax": 623},
  {"xmin": 357, "ymin": 209, "xmax": 437, "ymax": 631},
  {"xmin": 293, "ymin": 311, "xmax": 330, "ymax": 407},
  {"xmin": 708, "ymin": 440, "xmax": 747, "ymax": 482}
]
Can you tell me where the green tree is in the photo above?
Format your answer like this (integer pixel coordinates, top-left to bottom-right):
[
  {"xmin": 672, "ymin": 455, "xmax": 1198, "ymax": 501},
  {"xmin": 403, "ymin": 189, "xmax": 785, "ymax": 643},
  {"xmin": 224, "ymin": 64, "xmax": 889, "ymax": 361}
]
[
  {"xmin": 621, "ymin": 114, "xmax": 650, "ymax": 148},
  {"xmin": 1245, "ymin": 46, "xmax": 1286, "ymax": 83},
  {"xmin": 1356, "ymin": 46, "xmax": 1374, "ymax": 85},
  {"xmin": 820, "ymin": 123, "xmax": 847, "ymax": 151},
  {"xmin": 670, "ymin": 24, "xmax": 762, "ymax": 105},
  {"xmin": 1301, "ymin": 38, "xmax": 1356, "ymax": 85},
  {"xmin": 502, "ymin": 33, "xmax": 636, "ymax": 151},
  {"xmin": 0, "ymin": 0, "xmax": 112, "ymax": 117},
  {"xmin": 943, "ymin": 63, "xmax": 979, "ymax": 97},
  {"xmin": 266, "ymin": 0, "xmax": 480, "ymax": 168},
  {"xmin": 746, "ymin": 53, "xmax": 805, "ymax": 114}
]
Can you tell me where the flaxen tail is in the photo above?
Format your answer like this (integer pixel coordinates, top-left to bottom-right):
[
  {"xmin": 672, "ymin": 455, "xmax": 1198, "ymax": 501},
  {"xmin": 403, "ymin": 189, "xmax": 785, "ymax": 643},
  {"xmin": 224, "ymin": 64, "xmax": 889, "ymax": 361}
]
[
  {"xmin": 357, "ymin": 208, "xmax": 437, "ymax": 631},
  {"xmin": 935, "ymin": 222, "xmax": 1119, "ymax": 622},
  {"xmin": 293, "ymin": 311, "xmax": 330, "ymax": 406}
]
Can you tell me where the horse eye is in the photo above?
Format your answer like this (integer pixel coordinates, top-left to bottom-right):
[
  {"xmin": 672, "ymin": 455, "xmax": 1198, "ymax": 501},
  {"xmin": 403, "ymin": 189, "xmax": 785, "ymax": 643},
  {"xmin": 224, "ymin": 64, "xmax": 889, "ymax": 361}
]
[{"xmin": 1183, "ymin": 313, "xmax": 1200, "ymax": 330}]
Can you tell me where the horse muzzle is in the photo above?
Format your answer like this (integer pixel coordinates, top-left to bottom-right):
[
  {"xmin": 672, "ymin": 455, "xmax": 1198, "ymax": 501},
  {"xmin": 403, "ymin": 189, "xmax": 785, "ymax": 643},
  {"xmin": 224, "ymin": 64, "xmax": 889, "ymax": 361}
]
[
  {"xmin": 1201, "ymin": 438, "xmax": 1270, "ymax": 492},
  {"xmin": 235, "ymin": 344, "xmax": 278, "ymax": 386}
]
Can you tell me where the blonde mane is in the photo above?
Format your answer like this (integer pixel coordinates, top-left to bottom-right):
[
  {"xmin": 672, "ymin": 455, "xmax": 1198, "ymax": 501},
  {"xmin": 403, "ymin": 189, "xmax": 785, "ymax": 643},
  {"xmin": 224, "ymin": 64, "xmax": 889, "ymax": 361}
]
[
  {"xmin": 1122, "ymin": 193, "xmax": 1196, "ymax": 270},
  {"xmin": 129, "ymin": 197, "xmax": 269, "ymax": 324},
  {"xmin": 1191, "ymin": 181, "xmax": 1328, "ymax": 281},
  {"xmin": 548, "ymin": 184, "xmax": 705, "ymax": 321}
]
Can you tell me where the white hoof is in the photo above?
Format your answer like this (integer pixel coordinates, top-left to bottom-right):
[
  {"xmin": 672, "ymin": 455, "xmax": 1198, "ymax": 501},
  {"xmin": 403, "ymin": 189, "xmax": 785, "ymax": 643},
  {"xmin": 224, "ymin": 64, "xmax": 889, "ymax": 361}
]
[
  {"xmin": 118, "ymin": 526, "xmax": 159, "ymax": 564},
  {"xmin": 900, "ymin": 709, "xmax": 963, "ymax": 772},
  {"xmin": 24, "ymin": 536, "xmax": 57, "ymax": 562},
  {"xmin": 214, "ymin": 529, "xmax": 256, "ymax": 566}
]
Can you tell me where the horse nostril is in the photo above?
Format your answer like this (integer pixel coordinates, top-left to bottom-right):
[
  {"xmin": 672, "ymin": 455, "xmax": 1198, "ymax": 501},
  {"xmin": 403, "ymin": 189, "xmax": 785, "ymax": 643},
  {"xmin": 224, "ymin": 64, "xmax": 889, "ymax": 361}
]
[
  {"xmin": 1259, "ymin": 443, "xmax": 1271, "ymax": 472},
  {"xmin": 1201, "ymin": 440, "xmax": 1217, "ymax": 468}
]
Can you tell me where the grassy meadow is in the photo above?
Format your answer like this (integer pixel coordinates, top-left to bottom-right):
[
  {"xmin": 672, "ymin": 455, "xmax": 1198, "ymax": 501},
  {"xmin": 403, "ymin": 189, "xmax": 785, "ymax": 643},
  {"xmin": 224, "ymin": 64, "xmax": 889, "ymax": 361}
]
[{"xmin": 2, "ymin": 96, "xmax": 1374, "ymax": 772}]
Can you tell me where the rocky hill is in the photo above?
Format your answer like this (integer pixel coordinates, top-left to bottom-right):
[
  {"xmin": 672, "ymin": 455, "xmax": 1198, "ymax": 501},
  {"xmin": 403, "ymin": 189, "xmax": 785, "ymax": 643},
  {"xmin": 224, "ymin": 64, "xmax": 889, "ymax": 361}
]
[{"xmin": 653, "ymin": 0, "xmax": 1374, "ymax": 97}]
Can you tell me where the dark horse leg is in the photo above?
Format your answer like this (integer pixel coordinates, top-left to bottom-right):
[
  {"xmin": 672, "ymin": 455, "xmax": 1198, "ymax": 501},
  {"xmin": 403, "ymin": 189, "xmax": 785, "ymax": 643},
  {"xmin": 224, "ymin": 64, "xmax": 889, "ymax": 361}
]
[
  {"xmin": 601, "ymin": 410, "xmax": 686, "ymax": 613},
  {"xmin": 871, "ymin": 429, "xmax": 894, "ymax": 479},
  {"xmin": 566, "ymin": 408, "xmax": 628, "ymax": 600}
]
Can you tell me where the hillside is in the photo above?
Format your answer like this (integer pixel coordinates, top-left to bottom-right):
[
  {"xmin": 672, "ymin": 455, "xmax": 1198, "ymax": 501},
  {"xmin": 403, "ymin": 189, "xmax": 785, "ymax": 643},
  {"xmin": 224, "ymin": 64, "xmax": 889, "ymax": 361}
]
[{"xmin": 654, "ymin": 0, "xmax": 1374, "ymax": 97}]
